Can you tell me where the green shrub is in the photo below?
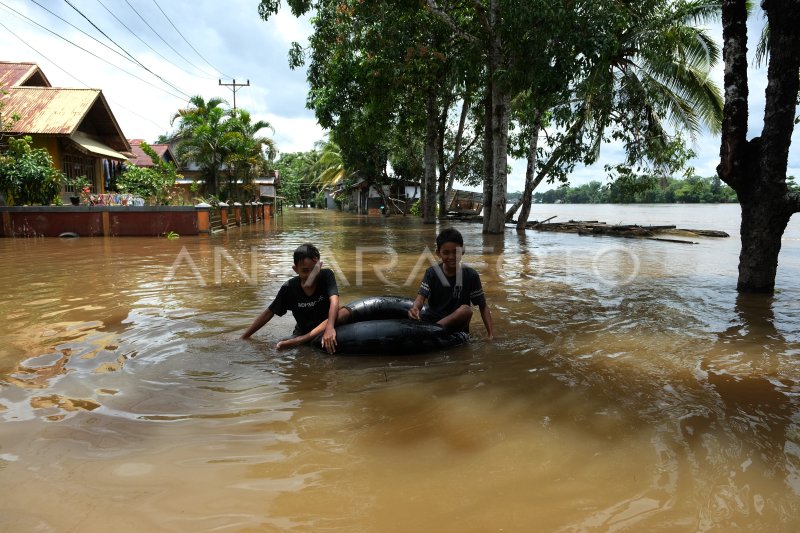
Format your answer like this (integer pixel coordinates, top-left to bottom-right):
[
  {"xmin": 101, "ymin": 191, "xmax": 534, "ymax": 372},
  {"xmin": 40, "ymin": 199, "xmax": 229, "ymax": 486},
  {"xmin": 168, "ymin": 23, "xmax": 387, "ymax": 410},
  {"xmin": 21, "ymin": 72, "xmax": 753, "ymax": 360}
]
[
  {"xmin": 117, "ymin": 142, "xmax": 182, "ymax": 204},
  {"xmin": 409, "ymin": 199, "xmax": 421, "ymax": 217},
  {"xmin": 0, "ymin": 136, "xmax": 63, "ymax": 205}
]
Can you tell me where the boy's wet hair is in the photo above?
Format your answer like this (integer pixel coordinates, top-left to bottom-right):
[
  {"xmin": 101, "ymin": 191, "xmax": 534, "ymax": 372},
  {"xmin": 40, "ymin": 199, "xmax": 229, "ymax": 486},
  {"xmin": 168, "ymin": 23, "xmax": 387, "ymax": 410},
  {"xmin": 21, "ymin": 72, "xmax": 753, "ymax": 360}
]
[
  {"xmin": 293, "ymin": 243, "xmax": 321, "ymax": 265},
  {"xmin": 435, "ymin": 228, "xmax": 464, "ymax": 251}
]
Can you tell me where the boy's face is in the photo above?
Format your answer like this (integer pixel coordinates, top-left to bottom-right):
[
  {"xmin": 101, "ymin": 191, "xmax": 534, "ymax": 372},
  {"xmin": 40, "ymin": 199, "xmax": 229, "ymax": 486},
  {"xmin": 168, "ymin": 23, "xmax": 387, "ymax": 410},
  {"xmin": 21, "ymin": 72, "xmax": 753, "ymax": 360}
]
[
  {"xmin": 293, "ymin": 257, "xmax": 320, "ymax": 285},
  {"xmin": 436, "ymin": 242, "xmax": 463, "ymax": 270}
]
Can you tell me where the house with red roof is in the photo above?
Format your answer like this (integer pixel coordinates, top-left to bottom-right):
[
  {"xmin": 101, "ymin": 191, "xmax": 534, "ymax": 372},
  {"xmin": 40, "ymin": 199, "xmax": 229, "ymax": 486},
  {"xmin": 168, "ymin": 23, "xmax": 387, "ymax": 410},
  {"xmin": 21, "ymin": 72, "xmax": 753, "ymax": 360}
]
[
  {"xmin": 126, "ymin": 139, "xmax": 176, "ymax": 168},
  {"xmin": 0, "ymin": 61, "xmax": 131, "ymax": 202}
]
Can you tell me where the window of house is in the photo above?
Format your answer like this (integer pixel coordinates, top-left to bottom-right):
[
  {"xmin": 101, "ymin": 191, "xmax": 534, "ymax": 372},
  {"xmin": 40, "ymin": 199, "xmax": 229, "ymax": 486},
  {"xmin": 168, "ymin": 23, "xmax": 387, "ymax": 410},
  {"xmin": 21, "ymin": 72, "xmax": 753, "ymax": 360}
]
[{"xmin": 62, "ymin": 153, "xmax": 96, "ymax": 193}]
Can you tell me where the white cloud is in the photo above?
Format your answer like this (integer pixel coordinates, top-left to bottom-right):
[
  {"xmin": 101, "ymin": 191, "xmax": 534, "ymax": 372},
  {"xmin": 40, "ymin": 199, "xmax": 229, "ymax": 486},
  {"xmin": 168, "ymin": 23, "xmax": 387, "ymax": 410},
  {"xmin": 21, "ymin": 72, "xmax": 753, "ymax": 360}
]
[{"xmin": 0, "ymin": 0, "xmax": 321, "ymax": 151}]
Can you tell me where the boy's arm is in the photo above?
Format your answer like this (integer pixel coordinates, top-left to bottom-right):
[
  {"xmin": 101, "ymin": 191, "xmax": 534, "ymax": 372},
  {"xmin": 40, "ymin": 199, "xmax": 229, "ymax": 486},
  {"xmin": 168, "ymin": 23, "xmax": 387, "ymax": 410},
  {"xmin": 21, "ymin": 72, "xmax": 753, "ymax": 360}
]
[
  {"xmin": 321, "ymin": 295, "xmax": 340, "ymax": 353},
  {"xmin": 479, "ymin": 302, "xmax": 494, "ymax": 340},
  {"xmin": 277, "ymin": 318, "xmax": 329, "ymax": 349},
  {"xmin": 408, "ymin": 294, "xmax": 426, "ymax": 320},
  {"xmin": 241, "ymin": 308, "xmax": 275, "ymax": 339}
]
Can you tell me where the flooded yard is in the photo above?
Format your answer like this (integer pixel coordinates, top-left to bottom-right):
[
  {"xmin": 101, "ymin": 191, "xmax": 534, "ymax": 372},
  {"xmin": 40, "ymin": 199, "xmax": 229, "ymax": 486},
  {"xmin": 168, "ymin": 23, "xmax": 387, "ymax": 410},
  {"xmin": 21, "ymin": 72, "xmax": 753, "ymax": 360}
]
[{"xmin": 1, "ymin": 205, "xmax": 799, "ymax": 532}]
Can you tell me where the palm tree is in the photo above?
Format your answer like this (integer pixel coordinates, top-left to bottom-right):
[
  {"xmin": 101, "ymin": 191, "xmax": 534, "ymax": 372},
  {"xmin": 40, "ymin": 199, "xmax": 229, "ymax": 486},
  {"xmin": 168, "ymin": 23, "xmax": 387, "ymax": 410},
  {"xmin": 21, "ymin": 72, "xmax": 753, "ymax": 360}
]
[
  {"xmin": 585, "ymin": 0, "xmax": 723, "ymax": 152},
  {"xmin": 225, "ymin": 109, "xmax": 276, "ymax": 199},
  {"xmin": 171, "ymin": 95, "xmax": 233, "ymax": 197},
  {"xmin": 513, "ymin": 0, "xmax": 724, "ymax": 229},
  {"xmin": 313, "ymin": 140, "xmax": 348, "ymax": 187}
]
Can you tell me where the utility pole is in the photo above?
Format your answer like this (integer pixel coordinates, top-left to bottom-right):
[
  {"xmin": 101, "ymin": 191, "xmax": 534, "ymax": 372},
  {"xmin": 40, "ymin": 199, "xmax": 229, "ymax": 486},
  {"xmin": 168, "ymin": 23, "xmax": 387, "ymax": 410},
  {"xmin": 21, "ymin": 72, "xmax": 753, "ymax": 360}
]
[{"xmin": 218, "ymin": 78, "xmax": 250, "ymax": 111}]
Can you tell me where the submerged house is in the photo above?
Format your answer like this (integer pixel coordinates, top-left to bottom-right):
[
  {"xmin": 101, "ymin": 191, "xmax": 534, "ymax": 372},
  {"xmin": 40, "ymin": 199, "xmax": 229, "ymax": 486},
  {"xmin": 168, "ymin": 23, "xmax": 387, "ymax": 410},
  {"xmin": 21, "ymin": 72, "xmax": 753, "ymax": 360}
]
[
  {"xmin": 332, "ymin": 178, "xmax": 421, "ymax": 215},
  {"xmin": 0, "ymin": 61, "xmax": 130, "ymax": 202}
]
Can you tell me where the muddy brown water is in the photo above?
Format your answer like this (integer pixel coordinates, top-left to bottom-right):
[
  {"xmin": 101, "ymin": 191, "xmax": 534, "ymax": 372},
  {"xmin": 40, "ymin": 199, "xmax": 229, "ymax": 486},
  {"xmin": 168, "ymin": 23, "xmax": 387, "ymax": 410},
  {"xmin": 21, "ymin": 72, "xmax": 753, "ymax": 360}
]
[{"xmin": 0, "ymin": 204, "xmax": 798, "ymax": 532}]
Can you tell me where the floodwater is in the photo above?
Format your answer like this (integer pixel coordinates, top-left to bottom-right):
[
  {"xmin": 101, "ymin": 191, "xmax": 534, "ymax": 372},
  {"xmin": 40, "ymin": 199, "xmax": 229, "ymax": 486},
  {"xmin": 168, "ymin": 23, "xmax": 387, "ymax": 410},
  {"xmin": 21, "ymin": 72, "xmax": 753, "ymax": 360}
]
[{"xmin": 0, "ymin": 204, "xmax": 798, "ymax": 532}]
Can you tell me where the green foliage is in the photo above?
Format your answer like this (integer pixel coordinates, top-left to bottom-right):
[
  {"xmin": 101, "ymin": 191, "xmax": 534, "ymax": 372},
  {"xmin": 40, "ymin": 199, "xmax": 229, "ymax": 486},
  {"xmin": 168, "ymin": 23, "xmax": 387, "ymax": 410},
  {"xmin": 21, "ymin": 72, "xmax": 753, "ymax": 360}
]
[
  {"xmin": 314, "ymin": 189, "xmax": 326, "ymax": 208},
  {"xmin": 117, "ymin": 142, "xmax": 182, "ymax": 205},
  {"xmin": 1, "ymin": 83, "xmax": 21, "ymax": 139},
  {"xmin": 271, "ymin": 140, "xmax": 359, "ymax": 207},
  {"xmin": 259, "ymin": 0, "xmax": 723, "ymax": 219},
  {"xmin": 533, "ymin": 176, "xmax": 739, "ymax": 204},
  {"xmin": 272, "ymin": 151, "xmax": 315, "ymax": 206},
  {"xmin": 169, "ymin": 97, "xmax": 274, "ymax": 201},
  {"xmin": 66, "ymin": 174, "xmax": 90, "ymax": 194},
  {"xmin": 0, "ymin": 136, "xmax": 64, "ymax": 205},
  {"xmin": 409, "ymin": 199, "xmax": 421, "ymax": 217}
]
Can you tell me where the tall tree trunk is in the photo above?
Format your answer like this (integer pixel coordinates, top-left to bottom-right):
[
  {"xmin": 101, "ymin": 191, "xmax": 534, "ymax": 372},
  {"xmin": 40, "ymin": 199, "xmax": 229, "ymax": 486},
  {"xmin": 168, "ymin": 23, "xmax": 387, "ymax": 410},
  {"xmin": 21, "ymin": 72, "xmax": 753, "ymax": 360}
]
[
  {"xmin": 437, "ymin": 110, "xmax": 448, "ymax": 219},
  {"xmin": 718, "ymin": 0, "xmax": 800, "ymax": 293},
  {"xmin": 485, "ymin": 0, "xmax": 510, "ymax": 234},
  {"xmin": 516, "ymin": 110, "xmax": 543, "ymax": 230},
  {"xmin": 446, "ymin": 95, "xmax": 472, "ymax": 201},
  {"xmin": 207, "ymin": 161, "xmax": 219, "ymax": 197},
  {"xmin": 486, "ymin": 89, "xmax": 510, "ymax": 233},
  {"xmin": 423, "ymin": 85, "xmax": 439, "ymax": 224},
  {"xmin": 481, "ymin": 85, "xmax": 494, "ymax": 233}
]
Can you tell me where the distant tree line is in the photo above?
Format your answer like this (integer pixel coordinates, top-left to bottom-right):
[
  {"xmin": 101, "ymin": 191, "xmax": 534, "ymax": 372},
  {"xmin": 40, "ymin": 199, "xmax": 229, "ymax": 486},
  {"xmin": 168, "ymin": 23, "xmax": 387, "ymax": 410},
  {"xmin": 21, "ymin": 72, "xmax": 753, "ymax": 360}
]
[{"xmin": 514, "ymin": 175, "xmax": 800, "ymax": 204}]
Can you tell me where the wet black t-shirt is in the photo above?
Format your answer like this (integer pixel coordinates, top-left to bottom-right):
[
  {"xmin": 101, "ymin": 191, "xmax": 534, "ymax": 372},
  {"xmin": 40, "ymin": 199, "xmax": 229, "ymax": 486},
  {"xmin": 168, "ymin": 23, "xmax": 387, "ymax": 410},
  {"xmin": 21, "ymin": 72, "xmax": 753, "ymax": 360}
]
[
  {"xmin": 268, "ymin": 268, "xmax": 339, "ymax": 335},
  {"xmin": 418, "ymin": 264, "xmax": 486, "ymax": 322}
]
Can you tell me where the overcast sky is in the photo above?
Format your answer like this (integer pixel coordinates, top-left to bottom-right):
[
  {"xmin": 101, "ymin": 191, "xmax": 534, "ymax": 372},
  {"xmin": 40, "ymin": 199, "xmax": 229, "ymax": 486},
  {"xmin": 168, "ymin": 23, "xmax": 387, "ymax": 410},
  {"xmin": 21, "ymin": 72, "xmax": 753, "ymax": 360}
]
[{"xmin": 1, "ymin": 0, "xmax": 796, "ymax": 192}]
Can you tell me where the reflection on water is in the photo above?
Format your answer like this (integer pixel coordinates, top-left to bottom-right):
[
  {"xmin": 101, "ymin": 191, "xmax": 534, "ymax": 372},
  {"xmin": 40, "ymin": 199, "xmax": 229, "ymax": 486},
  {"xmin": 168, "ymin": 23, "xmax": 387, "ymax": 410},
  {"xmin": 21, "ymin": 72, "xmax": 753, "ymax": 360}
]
[{"xmin": 0, "ymin": 205, "xmax": 798, "ymax": 532}]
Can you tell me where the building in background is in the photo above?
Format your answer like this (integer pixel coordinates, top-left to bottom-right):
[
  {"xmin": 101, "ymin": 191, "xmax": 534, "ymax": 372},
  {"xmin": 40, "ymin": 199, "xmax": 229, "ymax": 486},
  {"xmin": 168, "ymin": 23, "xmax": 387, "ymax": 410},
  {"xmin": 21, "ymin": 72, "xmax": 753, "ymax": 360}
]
[{"xmin": 1, "ymin": 61, "xmax": 130, "ymax": 202}]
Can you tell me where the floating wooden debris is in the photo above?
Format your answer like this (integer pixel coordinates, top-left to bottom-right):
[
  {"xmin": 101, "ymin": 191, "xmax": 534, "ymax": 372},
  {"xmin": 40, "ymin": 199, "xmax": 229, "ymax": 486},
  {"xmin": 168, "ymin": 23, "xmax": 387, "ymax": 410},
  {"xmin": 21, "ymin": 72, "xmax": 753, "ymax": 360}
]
[
  {"xmin": 505, "ymin": 218, "xmax": 729, "ymax": 243},
  {"xmin": 445, "ymin": 190, "xmax": 483, "ymax": 216}
]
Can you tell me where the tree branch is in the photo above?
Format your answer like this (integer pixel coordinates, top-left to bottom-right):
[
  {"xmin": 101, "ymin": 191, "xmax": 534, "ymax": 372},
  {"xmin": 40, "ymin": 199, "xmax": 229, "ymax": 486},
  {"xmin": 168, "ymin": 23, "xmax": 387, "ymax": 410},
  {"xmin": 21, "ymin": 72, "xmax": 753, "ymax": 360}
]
[
  {"xmin": 445, "ymin": 134, "xmax": 479, "ymax": 176},
  {"xmin": 426, "ymin": 1, "xmax": 479, "ymax": 43},
  {"xmin": 759, "ymin": 0, "xmax": 800, "ymax": 186}
]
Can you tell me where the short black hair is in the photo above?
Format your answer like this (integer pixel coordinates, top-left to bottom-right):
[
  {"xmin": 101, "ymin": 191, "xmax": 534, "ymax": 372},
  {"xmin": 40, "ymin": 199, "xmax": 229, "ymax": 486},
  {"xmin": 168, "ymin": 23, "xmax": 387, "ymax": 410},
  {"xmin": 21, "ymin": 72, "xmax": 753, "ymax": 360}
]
[
  {"xmin": 435, "ymin": 227, "xmax": 464, "ymax": 251},
  {"xmin": 293, "ymin": 243, "xmax": 321, "ymax": 265}
]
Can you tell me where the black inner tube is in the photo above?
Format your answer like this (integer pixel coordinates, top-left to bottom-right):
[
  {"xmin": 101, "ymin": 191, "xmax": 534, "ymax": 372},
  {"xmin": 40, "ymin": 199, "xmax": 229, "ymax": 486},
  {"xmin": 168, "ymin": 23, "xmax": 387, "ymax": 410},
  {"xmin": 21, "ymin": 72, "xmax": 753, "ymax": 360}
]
[{"xmin": 314, "ymin": 296, "xmax": 469, "ymax": 355}]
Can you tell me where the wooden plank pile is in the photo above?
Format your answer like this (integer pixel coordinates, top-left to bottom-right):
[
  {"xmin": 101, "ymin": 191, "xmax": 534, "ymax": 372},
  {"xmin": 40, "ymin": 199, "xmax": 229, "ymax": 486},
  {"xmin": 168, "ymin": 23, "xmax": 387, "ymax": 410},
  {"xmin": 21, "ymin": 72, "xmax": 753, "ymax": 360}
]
[{"xmin": 516, "ymin": 218, "xmax": 729, "ymax": 244}]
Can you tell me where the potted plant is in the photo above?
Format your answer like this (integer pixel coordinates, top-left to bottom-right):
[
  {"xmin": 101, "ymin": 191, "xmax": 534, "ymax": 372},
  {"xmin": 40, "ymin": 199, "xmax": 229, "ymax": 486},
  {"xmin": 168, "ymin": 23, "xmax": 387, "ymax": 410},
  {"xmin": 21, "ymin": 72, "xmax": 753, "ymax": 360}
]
[{"xmin": 65, "ymin": 175, "xmax": 90, "ymax": 205}]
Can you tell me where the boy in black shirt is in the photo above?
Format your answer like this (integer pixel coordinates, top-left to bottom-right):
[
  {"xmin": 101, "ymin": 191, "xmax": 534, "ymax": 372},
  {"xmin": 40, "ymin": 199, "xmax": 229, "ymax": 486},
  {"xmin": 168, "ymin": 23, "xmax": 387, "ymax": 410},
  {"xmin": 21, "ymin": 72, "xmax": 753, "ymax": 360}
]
[
  {"xmin": 241, "ymin": 243, "xmax": 350, "ymax": 353},
  {"xmin": 408, "ymin": 228, "xmax": 494, "ymax": 339}
]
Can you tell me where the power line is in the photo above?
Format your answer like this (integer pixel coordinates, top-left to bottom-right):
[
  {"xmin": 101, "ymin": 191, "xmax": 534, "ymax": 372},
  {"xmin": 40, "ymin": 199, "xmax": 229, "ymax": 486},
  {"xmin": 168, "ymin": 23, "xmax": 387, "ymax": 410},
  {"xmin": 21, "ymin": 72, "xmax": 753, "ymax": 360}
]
[
  {"xmin": 150, "ymin": 0, "xmax": 231, "ymax": 79},
  {"xmin": 122, "ymin": 0, "xmax": 215, "ymax": 78},
  {"xmin": 62, "ymin": 0, "xmax": 192, "ymax": 99},
  {"xmin": 28, "ymin": 0, "xmax": 194, "ymax": 98},
  {"xmin": 93, "ymin": 0, "xmax": 217, "ymax": 81},
  {"xmin": 0, "ymin": 18, "xmax": 171, "ymax": 135},
  {"xmin": 29, "ymin": 0, "xmax": 127, "ymax": 61},
  {"xmin": 0, "ymin": 0, "xmax": 188, "ymax": 101}
]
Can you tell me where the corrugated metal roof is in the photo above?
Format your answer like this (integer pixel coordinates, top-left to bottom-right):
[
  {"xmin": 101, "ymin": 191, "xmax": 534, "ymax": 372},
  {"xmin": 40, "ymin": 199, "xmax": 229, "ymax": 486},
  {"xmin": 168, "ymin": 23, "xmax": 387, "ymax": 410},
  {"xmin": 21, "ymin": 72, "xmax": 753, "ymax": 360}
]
[
  {"xmin": 127, "ymin": 140, "xmax": 174, "ymax": 167},
  {"xmin": 1, "ymin": 87, "xmax": 100, "ymax": 135},
  {"xmin": 0, "ymin": 61, "xmax": 50, "ymax": 87},
  {"xmin": 70, "ymin": 132, "xmax": 128, "ymax": 161},
  {"xmin": 1, "ymin": 87, "xmax": 130, "ymax": 151}
]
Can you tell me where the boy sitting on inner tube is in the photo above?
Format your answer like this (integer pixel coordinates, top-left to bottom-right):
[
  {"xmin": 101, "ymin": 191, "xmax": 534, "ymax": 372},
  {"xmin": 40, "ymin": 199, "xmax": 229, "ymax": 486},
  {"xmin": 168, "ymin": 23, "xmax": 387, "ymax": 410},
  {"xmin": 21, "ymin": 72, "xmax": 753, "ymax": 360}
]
[
  {"xmin": 241, "ymin": 243, "xmax": 351, "ymax": 353},
  {"xmin": 408, "ymin": 228, "xmax": 494, "ymax": 339}
]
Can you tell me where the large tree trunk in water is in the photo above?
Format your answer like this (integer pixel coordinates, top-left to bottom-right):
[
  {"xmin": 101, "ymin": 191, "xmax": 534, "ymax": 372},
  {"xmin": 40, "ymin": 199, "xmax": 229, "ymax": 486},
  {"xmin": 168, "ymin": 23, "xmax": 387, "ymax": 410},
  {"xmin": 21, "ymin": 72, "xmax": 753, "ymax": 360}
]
[
  {"xmin": 423, "ymin": 85, "xmax": 438, "ymax": 224},
  {"xmin": 718, "ymin": 0, "xmax": 800, "ymax": 293},
  {"xmin": 486, "ymin": 90, "xmax": 511, "ymax": 233},
  {"xmin": 737, "ymin": 198, "xmax": 792, "ymax": 292},
  {"xmin": 516, "ymin": 110, "xmax": 542, "ymax": 230}
]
